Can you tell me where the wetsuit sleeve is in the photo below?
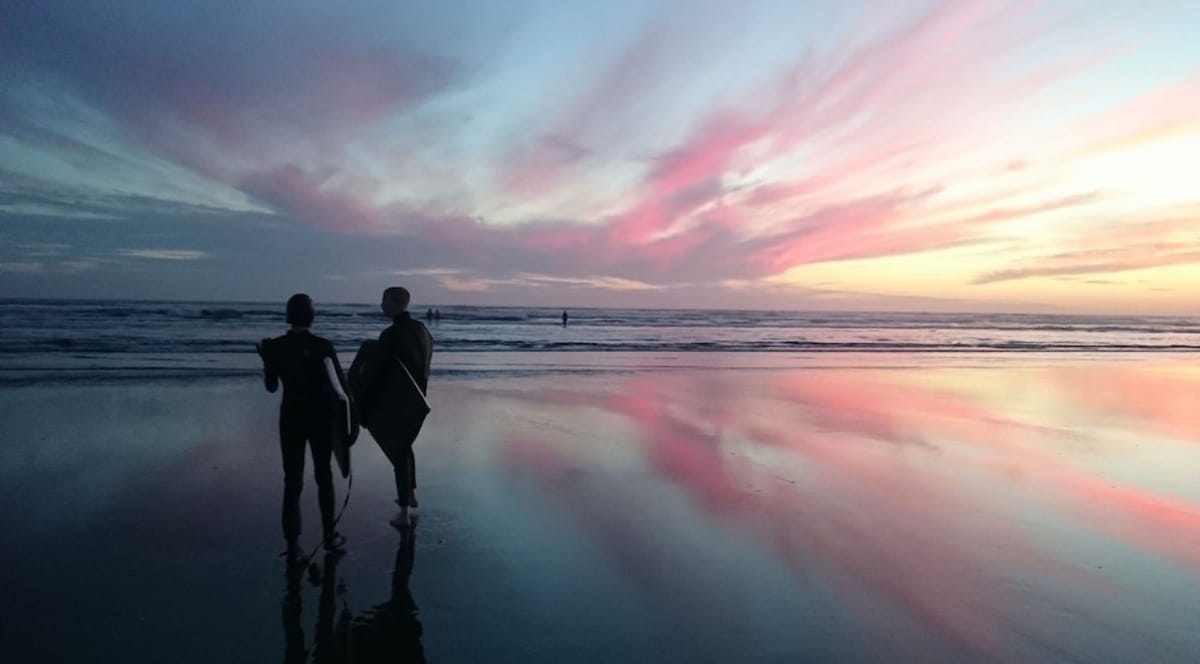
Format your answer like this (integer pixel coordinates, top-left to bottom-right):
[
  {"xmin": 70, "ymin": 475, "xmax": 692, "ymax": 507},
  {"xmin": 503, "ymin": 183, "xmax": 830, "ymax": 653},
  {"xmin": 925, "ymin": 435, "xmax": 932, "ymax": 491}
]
[{"xmin": 259, "ymin": 339, "xmax": 279, "ymax": 393}]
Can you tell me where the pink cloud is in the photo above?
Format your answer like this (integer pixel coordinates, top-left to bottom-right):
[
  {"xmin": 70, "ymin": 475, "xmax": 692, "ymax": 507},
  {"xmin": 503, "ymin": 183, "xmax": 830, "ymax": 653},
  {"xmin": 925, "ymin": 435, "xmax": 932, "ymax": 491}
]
[{"xmin": 239, "ymin": 166, "xmax": 384, "ymax": 232}]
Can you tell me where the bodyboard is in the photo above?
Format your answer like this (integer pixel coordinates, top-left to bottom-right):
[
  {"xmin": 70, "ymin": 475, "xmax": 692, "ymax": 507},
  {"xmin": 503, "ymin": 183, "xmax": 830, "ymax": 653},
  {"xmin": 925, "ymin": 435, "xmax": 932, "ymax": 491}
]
[
  {"xmin": 324, "ymin": 356, "xmax": 357, "ymax": 478},
  {"xmin": 349, "ymin": 340, "xmax": 430, "ymax": 466}
]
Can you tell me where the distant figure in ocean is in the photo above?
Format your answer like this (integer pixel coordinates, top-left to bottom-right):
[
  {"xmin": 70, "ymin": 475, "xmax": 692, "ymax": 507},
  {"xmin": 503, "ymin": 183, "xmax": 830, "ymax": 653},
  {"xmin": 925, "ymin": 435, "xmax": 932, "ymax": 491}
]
[
  {"xmin": 425, "ymin": 308, "xmax": 433, "ymax": 323},
  {"xmin": 257, "ymin": 294, "xmax": 348, "ymax": 554},
  {"xmin": 433, "ymin": 309, "xmax": 440, "ymax": 322},
  {"xmin": 356, "ymin": 287, "xmax": 433, "ymax": 529},
  {"xmin": 562, "ymin": 310, "xmax": 569, "ymax": 327}
]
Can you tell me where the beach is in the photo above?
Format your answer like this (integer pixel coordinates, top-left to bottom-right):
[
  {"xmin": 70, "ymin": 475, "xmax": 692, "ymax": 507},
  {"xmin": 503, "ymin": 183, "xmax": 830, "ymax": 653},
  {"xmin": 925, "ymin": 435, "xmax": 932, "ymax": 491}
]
[
  {"xmin": 7, "ymin": 1, "xmax": 1200, "ymax": 660},
  {"xmin": 2, "ymin": 351, "xmax": 1198, "ymax": 662}
]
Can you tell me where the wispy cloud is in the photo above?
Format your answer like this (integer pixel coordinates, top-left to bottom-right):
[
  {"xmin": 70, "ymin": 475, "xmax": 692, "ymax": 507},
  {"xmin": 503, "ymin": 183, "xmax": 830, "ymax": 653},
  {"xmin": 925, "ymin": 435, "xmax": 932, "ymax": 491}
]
[
  {"xmin": 117, "ymin": 249, "xmax": 208, "ymax": 261},
  {"xmin": 0, "ymin": 261, "xmax": 44, "ymax": 273},
  {"xmin": 973, "ymin": 208, "xmax": 1200, "ymax": 284}
]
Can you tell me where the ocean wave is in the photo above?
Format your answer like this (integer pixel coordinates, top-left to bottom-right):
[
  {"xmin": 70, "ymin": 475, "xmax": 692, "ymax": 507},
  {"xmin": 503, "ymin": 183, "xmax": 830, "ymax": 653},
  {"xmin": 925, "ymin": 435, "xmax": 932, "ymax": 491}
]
[
  {"xmin": 3, "ymin": 336, "xmax": 1200, "ymax": 355},
  {"xmin": 2, "ymin": 301, "xmax": 1198, "ymax": 363}
]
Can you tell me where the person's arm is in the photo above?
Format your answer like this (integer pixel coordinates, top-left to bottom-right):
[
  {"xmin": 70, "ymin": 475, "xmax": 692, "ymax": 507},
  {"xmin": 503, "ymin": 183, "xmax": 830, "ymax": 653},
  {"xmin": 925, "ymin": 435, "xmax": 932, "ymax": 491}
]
[
  {"xmin": 421, "ymin": 327, "xmax": 433, "ymax": 393},
  {"xmin": 355, "ymin": 328, "xmax": 394, "ymax": 409},
  {"xmin": 257, "ymin": 339, "xmax": 279, "ymax": 393}
]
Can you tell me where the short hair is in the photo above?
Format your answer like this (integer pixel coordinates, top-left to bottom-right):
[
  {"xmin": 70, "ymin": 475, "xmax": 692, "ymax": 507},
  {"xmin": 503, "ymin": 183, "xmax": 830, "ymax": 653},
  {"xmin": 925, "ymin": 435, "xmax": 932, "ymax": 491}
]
[
  {"xmin": 286, "ymin": 293, "xmax": 314, "ymax": 326},
  {"xmin": 381, "ymin": 286, "xmax": 411, "ymax": 317}
]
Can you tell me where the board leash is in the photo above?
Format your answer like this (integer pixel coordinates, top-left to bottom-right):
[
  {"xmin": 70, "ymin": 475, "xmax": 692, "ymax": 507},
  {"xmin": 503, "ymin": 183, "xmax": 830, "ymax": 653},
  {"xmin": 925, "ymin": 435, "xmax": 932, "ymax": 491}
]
[{"xmin": 294, "ymin": 469, "xmax": 353, "ymax": 572}]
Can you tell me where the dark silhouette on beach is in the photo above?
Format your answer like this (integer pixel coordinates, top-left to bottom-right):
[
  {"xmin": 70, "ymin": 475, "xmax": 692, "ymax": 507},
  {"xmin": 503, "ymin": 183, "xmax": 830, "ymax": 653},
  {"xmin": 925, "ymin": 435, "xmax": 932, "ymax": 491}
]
[
  {"xmin": 283, "ymin": 550, "xmax": 351, "ymax": 664},
  {"xmin": 354, "ymin": 286, "xmax": 433, "ymax": 529},
  {"xmin": 425, "ymin": 308, "xmax": 434, "ymax": 323},
  {"xmin": 350, "ymin": 522, "xmax": 425, "ymax": 662},
  {"xmin": 561, "ymin": 310, "xmax": 569, "ymax": 327},
  {"xmin": 257, "ymin": 294, "xmax": 348, "ymax": 554}
]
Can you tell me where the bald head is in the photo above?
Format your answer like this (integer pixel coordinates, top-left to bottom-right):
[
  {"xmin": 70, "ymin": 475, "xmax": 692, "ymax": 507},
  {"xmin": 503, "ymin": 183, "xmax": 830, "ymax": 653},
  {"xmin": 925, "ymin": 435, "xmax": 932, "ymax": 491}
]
[{"xmin": 381, "ymin": 286, "xmax": 411, "ymax": 318}]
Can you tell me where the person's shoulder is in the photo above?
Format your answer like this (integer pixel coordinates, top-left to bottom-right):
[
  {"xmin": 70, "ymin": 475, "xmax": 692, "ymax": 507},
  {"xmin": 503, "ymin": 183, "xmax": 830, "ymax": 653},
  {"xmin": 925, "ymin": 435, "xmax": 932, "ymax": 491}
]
[
  {"xmin": 404, "ymin": 318, "xmax": 432, "ymax": 340},
  {"xmin": 310, "ymin": 333, "xmax": 336, "ymax": 352},
  {"xmin": 262, "ymin": 334, "xmax": 287, "ymax": 351}
]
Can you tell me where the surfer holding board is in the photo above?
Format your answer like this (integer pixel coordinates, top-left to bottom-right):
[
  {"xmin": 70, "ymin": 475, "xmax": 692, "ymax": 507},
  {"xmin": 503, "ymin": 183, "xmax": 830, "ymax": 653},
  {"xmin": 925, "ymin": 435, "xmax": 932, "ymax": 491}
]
[
  {"xmin": 350, "ymin": 286, "xmax": 433, "ymax": 530},
  {"xmin": 257, "ymin": 294, "xmax": 351, "ymax": 555}
]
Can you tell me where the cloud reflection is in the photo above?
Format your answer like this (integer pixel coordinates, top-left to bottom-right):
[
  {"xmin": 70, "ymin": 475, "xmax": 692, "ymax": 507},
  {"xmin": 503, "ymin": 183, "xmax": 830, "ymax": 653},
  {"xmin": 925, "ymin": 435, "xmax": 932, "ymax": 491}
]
[{"xmin": 491, "ymin": 363, "xmax": 1200, "ymax": 658}]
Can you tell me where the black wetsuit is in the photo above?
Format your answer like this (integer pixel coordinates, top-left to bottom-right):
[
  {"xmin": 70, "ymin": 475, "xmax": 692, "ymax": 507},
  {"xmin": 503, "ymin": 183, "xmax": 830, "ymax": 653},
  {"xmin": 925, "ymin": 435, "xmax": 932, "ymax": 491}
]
[
  {"xmin": 371, "ymin": 313, "xmax": 433, "ymax": 502},
  {"xmin": 260, "ymin": 329, "xmax": 344, "ymax": 543}
]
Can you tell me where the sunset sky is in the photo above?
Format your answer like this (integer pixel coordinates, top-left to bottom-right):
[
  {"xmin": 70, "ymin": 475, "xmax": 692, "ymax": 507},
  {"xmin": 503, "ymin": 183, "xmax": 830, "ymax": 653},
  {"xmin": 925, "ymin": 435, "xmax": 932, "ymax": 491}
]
[{"xmin": 2, "ymin": 0, "xmax": 1198, "ymax": 312}]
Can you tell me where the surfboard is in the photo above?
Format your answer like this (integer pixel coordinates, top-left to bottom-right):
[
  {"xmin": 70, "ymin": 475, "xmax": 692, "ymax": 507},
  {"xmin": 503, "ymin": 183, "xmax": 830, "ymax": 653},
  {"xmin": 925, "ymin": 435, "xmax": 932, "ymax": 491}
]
[
  {"xmin": 324, "ymin": 356, "xmax": 357, "ymax": 478},
  {"xmin": 348, "ymin": 340, "xmax": 430, "ymax": 467}
]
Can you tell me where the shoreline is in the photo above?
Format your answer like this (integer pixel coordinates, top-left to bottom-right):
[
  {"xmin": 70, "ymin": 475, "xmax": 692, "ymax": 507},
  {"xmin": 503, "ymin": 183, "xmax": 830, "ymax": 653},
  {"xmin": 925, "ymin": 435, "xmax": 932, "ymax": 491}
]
[{"xmin": 3, "ymin": 349, "xmax": 1200, "ymax": 387}]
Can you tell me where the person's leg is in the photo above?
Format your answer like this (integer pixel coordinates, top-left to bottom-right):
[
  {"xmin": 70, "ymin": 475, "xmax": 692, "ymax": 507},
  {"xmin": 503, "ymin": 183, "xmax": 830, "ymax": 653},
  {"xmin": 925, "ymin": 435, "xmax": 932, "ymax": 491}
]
[
  {"xmin": 309, "ymin": 428, "xmax": 338, "ymax": 545},
  {"xmin": 393, "ymin": 457, "xmax": 410, "ymax": 506},
  {"xmin": 407, "ymin": 445, "xmax": 418, "ymax": 507},
  {"xmin": 391, "ymin": 444, "xmax": 412, "ymax": 528},
  {"xmin": 280, "ymin": 417, "xmax": 306, "ymax": 544}
]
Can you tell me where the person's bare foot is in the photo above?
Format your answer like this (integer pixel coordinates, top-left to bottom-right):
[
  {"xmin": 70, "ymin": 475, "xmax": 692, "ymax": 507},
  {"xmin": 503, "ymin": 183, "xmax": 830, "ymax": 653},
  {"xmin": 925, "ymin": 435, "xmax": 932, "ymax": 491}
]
[{"xmin": 389, "ymin": 507, "xmax": 411, "ymax": 530}]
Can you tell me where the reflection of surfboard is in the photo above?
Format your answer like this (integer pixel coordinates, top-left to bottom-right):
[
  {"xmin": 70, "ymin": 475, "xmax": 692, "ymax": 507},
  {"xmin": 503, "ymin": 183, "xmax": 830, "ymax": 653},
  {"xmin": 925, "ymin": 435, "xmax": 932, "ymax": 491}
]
[
  {"xmin": 349, "ymin": 340, "xmax": 430, "ymax": 466},
  {"xmin": 324, "ymin": 357, "xmax": 357, "ymax": 478}
]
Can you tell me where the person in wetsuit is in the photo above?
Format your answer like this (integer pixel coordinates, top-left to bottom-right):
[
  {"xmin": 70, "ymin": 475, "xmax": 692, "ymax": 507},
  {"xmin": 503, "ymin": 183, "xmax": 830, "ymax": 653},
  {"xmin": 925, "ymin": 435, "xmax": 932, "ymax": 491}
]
[
  {"xmin": 257, "ymin": 294, "xmax": 348, "ymax": 554},
  {"xmin": 362, "ymin": 286, "xmax": 433, "ymax": 529}
]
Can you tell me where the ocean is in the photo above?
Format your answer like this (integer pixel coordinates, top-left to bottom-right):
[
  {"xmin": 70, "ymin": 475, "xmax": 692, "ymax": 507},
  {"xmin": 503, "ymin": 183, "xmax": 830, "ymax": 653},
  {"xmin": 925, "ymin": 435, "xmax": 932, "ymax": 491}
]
[{"xmin": 1, "ymin": 299, "xmax": 1197, "ymax": 383}]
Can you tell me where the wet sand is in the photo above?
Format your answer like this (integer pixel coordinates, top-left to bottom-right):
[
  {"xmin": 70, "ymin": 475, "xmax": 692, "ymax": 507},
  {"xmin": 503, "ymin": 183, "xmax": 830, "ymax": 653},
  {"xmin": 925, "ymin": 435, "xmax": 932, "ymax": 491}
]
[{"xmin": 1, "ymin": 352, "xmax": 1198, "ymax": 662}]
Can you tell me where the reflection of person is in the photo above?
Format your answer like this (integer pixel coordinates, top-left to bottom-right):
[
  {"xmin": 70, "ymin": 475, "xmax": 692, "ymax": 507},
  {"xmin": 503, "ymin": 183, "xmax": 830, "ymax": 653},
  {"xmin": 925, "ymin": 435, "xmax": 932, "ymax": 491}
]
[
  {"xmin": 351, "ymin": 521, "xmax": 425, "ymax": 662},
  {"xmin": 283, "ymin": 550, "xmax": 351, "ymax": 664},
  {"xmin": 362, "ymin": 287, "xmax": 433, "ymax": 529},
  {"xmin": 257, "ymin": 294, "xmax": 347, "ymax": 554}
]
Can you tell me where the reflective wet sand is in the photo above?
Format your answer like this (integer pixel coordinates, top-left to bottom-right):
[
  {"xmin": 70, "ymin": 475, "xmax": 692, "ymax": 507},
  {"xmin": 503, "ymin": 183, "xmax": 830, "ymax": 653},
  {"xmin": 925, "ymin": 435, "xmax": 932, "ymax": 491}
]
[{"xmin": 2, "ymin": 353, "xmax": 1197, "ymax": 662}]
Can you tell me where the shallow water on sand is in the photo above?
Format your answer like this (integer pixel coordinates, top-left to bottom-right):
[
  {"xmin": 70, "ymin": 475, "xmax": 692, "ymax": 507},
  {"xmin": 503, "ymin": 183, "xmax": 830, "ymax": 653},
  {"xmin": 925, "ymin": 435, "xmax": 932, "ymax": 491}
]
[{"xmin": 1, "ymin": 353, "xmax": 1198, "ymax": 662}]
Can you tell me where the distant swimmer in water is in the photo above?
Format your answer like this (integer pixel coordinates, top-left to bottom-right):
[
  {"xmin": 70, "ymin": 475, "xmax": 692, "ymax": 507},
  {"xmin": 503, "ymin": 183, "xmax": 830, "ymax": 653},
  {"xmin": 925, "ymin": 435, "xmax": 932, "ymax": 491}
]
[
  {"xmin": 561, "ymin": 310, "xmax": 569, "ymax": 327},
  {"xmin": 425, "ymin": 308, "xmax": 434, "ymax": 323},
  {"xmin": 257, "ymin": 294, "xmax": 349, "ymax": 555}
]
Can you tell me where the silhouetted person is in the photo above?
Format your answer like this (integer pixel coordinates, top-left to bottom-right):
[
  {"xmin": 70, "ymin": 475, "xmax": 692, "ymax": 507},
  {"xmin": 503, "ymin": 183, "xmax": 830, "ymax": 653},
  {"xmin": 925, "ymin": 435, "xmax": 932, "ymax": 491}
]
[
  {"xmin": 257, "ymin": 294, "xmax": 347, "ymax": 554},
  {"xmin": 561, "ymin": 310, "xmax": 569, "ymax": 327},
  {"xmin": 283, "ymin": 550, "xmax": 350, "ymax": 664},
  {"xmin": 433, "ymin": 308, "xmax": 440, "ymax": 322},
  {"xmin": 425, "ymin": 307, "xmax": 434, "ymax": 323},
  {"xmin": 361, "ymin": 286, "xmax": 433, "ymax": 529},
  {"xmin": 351, "ymin": 520, "xmax": 425, "ymax": 662}
]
